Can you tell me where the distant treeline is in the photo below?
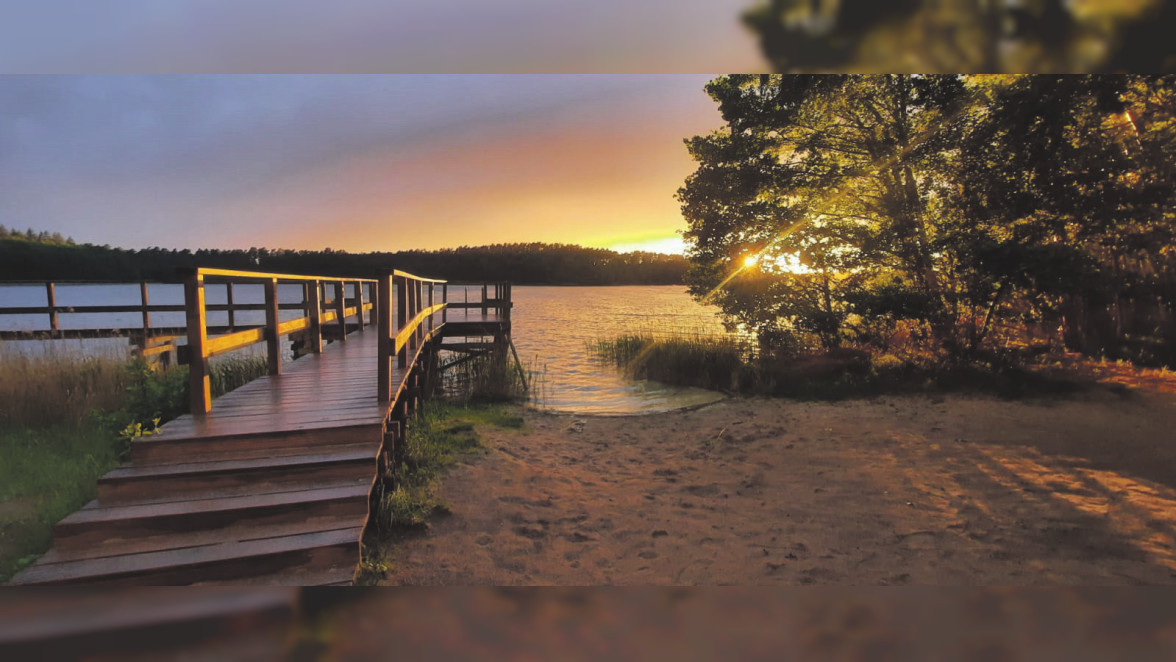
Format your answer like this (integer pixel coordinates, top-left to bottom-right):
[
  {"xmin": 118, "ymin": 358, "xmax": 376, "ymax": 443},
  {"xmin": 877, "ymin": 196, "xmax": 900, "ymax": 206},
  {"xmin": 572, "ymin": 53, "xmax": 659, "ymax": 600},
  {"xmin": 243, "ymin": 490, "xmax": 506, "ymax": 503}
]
[{"xmin": 0, "ymin": 233, "xmax": 687, "ymax": 286}]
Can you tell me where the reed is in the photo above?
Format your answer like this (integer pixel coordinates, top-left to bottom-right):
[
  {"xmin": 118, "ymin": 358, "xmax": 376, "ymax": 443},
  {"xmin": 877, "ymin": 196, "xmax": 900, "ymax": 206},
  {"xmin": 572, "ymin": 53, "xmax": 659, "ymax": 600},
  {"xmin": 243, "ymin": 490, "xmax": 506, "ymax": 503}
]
[
  {"xmin": 590, "ymin": 333, "xmax": 758, "ymax": 393},
  {"xmin": 0, "ymin": 347, "xmax": 130, "ymax": 428},
  {"xmin": 441, "ymin": 352, "xmax": 530, "ymax": 403}
]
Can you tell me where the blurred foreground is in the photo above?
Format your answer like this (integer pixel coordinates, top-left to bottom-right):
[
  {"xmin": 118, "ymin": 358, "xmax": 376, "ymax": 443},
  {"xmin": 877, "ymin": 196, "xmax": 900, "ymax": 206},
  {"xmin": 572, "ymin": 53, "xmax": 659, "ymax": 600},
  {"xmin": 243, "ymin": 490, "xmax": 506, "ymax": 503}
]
[{"xmin": 3, "ymin": 587, "xmax": 1175, "ymax": 660}]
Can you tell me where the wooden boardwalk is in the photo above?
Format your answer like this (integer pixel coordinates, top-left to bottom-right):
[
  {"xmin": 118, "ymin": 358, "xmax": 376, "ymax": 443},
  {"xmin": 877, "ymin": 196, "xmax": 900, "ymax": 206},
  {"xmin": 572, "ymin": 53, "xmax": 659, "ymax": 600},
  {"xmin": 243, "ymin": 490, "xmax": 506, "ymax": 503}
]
[{"xmin": 7, "ymin": 269, "xmax": 513, "ymax": 586}]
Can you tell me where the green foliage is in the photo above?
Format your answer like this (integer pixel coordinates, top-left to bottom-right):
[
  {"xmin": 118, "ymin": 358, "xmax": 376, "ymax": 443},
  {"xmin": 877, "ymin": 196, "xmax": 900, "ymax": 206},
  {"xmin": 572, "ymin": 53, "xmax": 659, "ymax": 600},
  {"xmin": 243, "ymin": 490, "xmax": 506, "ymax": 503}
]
[
  {"xmin": 370, "ymin": 403, "xmax": 521, "ymax": 542},
  {"xmin": 681, "ymin": 74, "xmax": 1176, "ymax": 367},
  {"xmin": 0, "ymin": 424, "xmax": 124, "ymax": 582},
  {"xmin": 743, "ymin": 0, "xmax": 1175, "ymax": 73},
  {"xmin": 0, "ymin": 225, "xmax": 74, "ymax": 245},
  {"xmin": 592, "ymin": 333, "xmax": 1087, "ymax": 402},
  {"xmin": 208, "ymin": 355, "xmax": 269, "ymax": 400}
]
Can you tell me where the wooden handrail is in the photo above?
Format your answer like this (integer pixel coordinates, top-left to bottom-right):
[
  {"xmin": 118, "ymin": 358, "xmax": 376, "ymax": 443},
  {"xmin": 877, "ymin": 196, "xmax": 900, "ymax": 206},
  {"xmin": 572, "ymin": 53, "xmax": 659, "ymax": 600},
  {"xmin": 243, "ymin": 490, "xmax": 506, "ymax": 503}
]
[
  {"xmin": 185, "ymin": 267, "xmax": 378, "ymax": 283},
  {"xmin": 377, "ymin": 270, "xmax": 448, "ymax": 402},
  {"xmin": 183, "ymin": 267, "xmax": 377, "ymax": 415}
]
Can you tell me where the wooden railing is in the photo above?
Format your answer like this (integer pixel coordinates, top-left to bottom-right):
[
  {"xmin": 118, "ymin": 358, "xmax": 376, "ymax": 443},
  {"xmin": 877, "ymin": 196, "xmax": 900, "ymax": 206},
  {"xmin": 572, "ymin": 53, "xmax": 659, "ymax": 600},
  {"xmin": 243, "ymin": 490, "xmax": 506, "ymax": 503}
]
[
  {"xmin": 181, "ymin": 268, "xmax": 377, "ymax": 415},
  {"xmin": 0, "ymin": 281, "xmax": 188, "ymax": 357},
  {"xmin": 445, "ymin": 282, "xmax": 513, "ymax": 322},
  {"xmin": 376, "ymin": 270, "xmax": 447, "ymax": 403}
]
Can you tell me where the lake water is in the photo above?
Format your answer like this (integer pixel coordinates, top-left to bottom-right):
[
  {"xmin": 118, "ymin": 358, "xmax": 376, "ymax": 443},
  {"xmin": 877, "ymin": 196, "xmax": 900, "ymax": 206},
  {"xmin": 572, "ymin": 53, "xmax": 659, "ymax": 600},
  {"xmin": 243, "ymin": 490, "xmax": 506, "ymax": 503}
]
[{"xmin": 0, "ymin": 284, "xmax": 729, "ymax": 414}]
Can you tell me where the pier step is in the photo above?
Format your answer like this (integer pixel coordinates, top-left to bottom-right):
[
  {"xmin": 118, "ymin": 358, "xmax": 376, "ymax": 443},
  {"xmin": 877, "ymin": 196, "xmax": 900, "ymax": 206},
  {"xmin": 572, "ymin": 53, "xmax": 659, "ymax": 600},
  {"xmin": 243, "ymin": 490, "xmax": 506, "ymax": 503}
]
[
  {"xmin": 8, "ymin": 525, "xmax": 362, "ymax": 586},
  {"xmin": 52, "ymin": 482, "xmax": 371, "ymax": 551},
  {"xmin": 131, "ymin": 423, "xmax": 378, "ymax": 466},
  {"xmin": 99, "ymin": 444, "xmax": 376, "ymax": 505},
  {"xmin": 0, "ymin": 588, "xmax": 295, "ymax": 659}
]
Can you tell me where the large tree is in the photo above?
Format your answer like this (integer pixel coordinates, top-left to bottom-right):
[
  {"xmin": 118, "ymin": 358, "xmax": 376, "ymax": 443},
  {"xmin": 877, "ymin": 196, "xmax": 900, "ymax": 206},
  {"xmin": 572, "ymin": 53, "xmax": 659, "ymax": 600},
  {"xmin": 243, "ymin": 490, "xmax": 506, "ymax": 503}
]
[
  {"xmin": 681, "ymin": 74, "xmax": 1176, "ymax": 364},
  {"xmin": 679, "ymin": 74, "xmax": 968, "ymax": 352}
]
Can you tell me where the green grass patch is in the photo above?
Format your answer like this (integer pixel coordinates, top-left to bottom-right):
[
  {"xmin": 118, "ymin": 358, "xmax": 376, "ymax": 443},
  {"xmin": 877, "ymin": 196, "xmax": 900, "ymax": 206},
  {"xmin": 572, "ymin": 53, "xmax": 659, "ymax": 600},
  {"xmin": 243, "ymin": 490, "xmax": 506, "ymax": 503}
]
[
  {"xmin": 357, "ymin": 402, "xmax": 524, "ymax": 585},
  {"xmin": 0, "ymin": 423, "xmax": 124, "ymax": 582}
]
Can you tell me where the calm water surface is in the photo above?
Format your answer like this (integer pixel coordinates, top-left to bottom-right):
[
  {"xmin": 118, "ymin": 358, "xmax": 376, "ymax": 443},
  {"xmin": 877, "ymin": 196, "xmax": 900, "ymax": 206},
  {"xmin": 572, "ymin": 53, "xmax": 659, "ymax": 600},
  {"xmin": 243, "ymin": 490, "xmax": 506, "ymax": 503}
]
[
  {"xmin": 510, "ymin": 286, "xmax": 728, "ymax": 414},
  {"xmin": 0, "ymin": 284, "xmax": 728, "ymax": 414}
]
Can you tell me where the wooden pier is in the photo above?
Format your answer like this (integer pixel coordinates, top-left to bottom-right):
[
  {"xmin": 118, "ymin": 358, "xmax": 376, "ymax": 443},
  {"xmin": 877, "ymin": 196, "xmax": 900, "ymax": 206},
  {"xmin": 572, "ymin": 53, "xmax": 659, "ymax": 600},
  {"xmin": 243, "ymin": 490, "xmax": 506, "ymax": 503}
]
[{"xmin": 2, "ymin": 268, "xmax": 515, "ymax": 586}]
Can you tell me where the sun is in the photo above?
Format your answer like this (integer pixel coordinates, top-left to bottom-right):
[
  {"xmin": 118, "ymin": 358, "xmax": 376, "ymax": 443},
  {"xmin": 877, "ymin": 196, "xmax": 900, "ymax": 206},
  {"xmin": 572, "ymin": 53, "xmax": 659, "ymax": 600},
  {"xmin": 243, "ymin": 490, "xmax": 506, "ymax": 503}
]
[{"xmin": 743, "ymin": 254, "xmax": 759, "ymax": 268}]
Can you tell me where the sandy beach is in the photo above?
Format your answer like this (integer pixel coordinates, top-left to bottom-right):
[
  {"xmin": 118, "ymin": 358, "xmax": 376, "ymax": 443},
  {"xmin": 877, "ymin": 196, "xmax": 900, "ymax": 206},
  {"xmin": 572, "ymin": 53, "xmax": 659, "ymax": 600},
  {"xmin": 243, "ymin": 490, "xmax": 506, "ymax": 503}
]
[{"xmin": 379, "ymin": 380, "xmax": 1176, "ymax": 585}]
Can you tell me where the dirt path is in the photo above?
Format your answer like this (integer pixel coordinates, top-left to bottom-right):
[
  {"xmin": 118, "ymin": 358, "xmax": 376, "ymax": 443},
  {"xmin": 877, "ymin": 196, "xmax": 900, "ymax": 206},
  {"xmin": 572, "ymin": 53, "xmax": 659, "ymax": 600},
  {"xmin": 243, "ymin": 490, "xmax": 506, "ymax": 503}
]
[{"xmin": 379, "ymin": 388, "xmax": 1176, "ymax": 585}]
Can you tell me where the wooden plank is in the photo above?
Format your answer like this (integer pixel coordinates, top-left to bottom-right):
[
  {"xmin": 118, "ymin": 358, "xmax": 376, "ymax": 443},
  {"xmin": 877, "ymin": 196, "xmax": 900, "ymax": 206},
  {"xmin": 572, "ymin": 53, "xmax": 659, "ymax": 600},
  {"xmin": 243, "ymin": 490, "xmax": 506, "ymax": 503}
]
[
  {"xmin": 264, "ymin": 278, "xmax": 281, "ymax": 376},
  {"xmin": 334, "ymin": 281, "xmax": 347, "ymax": 343},
  {"xmin": 276, "ymin": 317, "xmax": 310, "ymax": 335},
  {"xmin": 140, "ymin": 281, "xmax": 151, "ymax": 329},
  {"xmin": 396, "ymin": 277, "xmax": 408, "ymax": 369},
  {"xmin": 225, "ymin": 282, "xmax": 235, "ymax": 328},
  {"xmin": 378, "ymin": 274, "xmax": 392, "ymax": 402},
  {"xmin": 306, "ymin": 280, "xmax": 322, "ymax": 354},
  {"xmin": 352, "ymin": 282, "xmax": 365, "ymax": 332},
  {"xmin": 193, "ymin": 266, "xmax": 378, "ymax": 284},
  {"xmin": 393, "ymin": 304, "xmax": 446, "ymax": 352},
  {"xmin": 185, "ymin": 271, "xmax": 211, "ymax": 415},
  {"xmin": 204, "ymin": 327, "xmax": 266, "ymax": 357},
  {"xmin": 45, "ymin": 282, "xmax": 58, "ymax": 331}
]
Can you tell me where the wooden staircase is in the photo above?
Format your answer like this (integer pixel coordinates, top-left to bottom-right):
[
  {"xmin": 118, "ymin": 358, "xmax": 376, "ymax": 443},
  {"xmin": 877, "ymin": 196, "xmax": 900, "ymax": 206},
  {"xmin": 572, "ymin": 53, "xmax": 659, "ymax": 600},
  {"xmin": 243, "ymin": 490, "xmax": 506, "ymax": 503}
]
[{"xmin": 9, "ymin": 425, "xmax": 379, "ymax": 586}]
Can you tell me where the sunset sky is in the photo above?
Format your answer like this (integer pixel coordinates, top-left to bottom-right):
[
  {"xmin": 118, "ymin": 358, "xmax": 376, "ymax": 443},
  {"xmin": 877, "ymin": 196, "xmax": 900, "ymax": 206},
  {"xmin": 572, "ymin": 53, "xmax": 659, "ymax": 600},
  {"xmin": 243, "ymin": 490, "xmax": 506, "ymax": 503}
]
[{"xmin": 0, "ymin": 75, "xmax": 733, "ymax": 255}]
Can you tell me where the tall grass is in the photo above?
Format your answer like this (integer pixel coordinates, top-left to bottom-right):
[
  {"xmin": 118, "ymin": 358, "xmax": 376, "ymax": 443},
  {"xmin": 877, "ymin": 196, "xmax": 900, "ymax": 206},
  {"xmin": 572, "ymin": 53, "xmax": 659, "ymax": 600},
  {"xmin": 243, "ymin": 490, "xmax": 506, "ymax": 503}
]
[
  {"xmin": 0, "ymin": 349, "xmax": 129, "ymax": 428},
  {"xmin": 590, "ymin": 332, "xmax": 1089, "ymax": 401},
  {"xmin": 591, "ymin": 333, "xmax": 759, "ymax": 393},
  {"xmin": 440, "ymin": 351, "xmax": 530, "ymax": 404},
  {"xmin": 0, "ymin": 347, "xmax": 268, "ymax": 582}
]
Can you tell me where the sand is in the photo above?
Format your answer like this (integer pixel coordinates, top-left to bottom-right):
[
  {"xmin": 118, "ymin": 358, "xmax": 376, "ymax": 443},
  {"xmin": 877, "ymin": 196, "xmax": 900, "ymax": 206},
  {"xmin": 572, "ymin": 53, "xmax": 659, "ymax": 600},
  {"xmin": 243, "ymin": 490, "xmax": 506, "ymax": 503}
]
[{"xmin": 377, "ymin": 382, "xmax": 1176, "ymax": 585}]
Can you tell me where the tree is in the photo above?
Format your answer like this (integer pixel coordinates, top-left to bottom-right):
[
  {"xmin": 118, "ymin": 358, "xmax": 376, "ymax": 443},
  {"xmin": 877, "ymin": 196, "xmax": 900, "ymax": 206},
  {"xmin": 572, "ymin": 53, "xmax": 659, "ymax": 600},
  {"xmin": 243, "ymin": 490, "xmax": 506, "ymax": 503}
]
[
  {"xmin": 951, "ymin": 75, "xmax": 1176, "ymax": 359},
  {"xmin": 743, "ymin": 0, "xmax": 1175, "ymax": 73},
  {"xmin": 682, "ymin": 74, "xmax": 1176, "ymax": 365},
  {"xmin": 679, "ymin": 74, "xmax": 968, "ymax": 352}
]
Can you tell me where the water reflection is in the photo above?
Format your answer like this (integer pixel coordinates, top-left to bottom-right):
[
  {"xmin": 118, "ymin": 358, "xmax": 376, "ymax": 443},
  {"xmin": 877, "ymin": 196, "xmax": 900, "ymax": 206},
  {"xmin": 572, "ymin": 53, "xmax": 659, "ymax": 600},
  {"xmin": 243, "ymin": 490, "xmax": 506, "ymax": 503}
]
[{"xmin": 510, "ymin": 286, "xmax": 729, "ymax": 415}]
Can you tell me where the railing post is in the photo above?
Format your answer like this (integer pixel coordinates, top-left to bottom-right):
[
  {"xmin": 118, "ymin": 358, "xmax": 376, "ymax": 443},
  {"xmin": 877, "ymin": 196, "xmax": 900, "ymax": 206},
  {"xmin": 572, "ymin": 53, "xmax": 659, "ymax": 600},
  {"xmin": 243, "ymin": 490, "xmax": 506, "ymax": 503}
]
[
  {"xmin": 418, "ymin": 279, "xmax": 428, "ymax": 345},
  {"xmin": 306, "ymin": 279, "xmax": 322, "ymax": 354},
  {"xmin": 45, "ymin": 282, "xmax": 58, "ymax": 332},
  {"xmin": 428, "ymin": 283, "xmax": 435, "ymax": 334},
  {"xmin": 264, "ymin": 277, "xmax": 281, "ymax": 376},
  {"xmin": 225, "ymin": 281, "xmax": 235, "ymax": 329},
  {"xmin": 184, "ymin": 270, "xmax": 211, "ymax": 415},
  {"xmin": 397, "ymin": 275, "xmax": 408, "ymax": 369},
  {"xmin": 334, "ymin": 280, "xmax": 347, "ymax": 342},
  {"xmin": 442, "ymin": 283, "xmax": 448, "ymax": 323},
  {"xmin": 378, "ymin": 273, "xmax": 393, "ymax": 402},
  {"xmin": 481, "ymin": 284, "xmax": 488, "ymax": 316},
  {"xmin": 353, "ymin": 281, "xmax": 365, "ymax": 332},
  {"xmin": 140, "ymin": 281, "xmax": 151, "ymax": 330}
]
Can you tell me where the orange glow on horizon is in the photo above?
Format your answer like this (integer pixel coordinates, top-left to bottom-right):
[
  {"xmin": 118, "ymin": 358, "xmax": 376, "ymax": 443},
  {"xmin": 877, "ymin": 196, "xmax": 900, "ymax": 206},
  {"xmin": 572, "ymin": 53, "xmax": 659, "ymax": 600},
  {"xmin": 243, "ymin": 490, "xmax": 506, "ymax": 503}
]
[{"xmin": 606, "ymin": 236, "xmax": 686, "ymax": 255}]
